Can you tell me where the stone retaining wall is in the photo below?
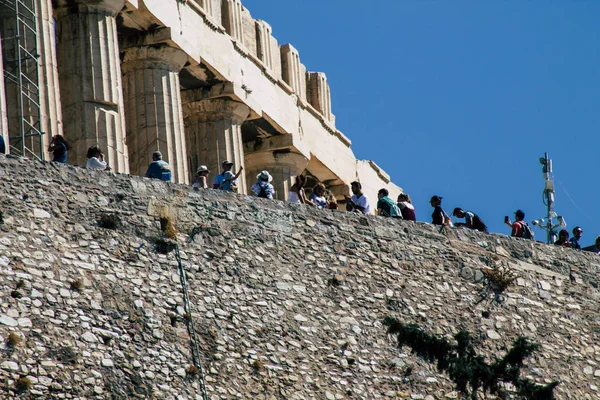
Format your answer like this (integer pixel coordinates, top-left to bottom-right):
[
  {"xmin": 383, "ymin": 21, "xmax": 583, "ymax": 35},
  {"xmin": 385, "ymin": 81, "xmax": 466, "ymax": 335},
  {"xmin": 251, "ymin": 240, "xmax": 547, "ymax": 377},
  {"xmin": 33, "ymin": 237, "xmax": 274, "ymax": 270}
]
[{"xmin": 0, "ymin": 155, "xmax": 599, "ymax": 399}]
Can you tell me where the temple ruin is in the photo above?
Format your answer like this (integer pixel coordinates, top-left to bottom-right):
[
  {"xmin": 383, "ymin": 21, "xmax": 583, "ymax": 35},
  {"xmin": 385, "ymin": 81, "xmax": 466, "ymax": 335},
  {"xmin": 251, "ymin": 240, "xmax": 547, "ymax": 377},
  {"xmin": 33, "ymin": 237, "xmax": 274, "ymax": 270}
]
[{"xmin": 0, "ymin": 0, "xmax": 402, "ymax": 204}]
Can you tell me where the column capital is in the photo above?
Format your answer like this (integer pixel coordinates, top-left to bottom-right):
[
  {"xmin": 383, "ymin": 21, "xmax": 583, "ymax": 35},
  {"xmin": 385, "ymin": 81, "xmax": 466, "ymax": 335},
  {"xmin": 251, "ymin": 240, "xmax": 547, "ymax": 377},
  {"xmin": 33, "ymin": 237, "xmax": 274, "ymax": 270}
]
[
  {"xmin": 182, "ymin": 98, "xmax": 250, "ymax": 123},
  {"xmin": 121, "ymin": 45, "xmax": 188, "ymax": 73},
  {"xmin": 245, "ymin": 147, "xmax": 308, "ymax": 173},
  {"xmin": 54, "ymin": 0, "xmax": 125, "ymax": 18}
]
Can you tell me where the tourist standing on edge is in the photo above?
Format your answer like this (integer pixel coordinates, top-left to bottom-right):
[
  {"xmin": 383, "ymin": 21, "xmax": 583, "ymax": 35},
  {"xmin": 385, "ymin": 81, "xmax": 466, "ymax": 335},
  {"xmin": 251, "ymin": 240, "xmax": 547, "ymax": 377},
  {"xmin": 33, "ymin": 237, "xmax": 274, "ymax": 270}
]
[
  {"xmin": 48, "ymin": 135, "xmax": 70, "ymax": 163},
  {"xmin": 310, "ymin": 183, "xmax": 328, "ymax": 208},
  {"xmin": 505, "ymin": 209, "xmax": 534, "ymax": 240},
  {"xmin": 430, "ymin": 195, "xmax": 451, "ymax": 226},
  {"xmin": 376, "ymin": 188, "xmax": 402, "ymax": 218},
  {"xmin": 397, "ymin": 193, "xmax": 416, "ymax": 221},
  {"xmin": 251, "ymin": 170, "xmax": 275, "ymax": 199},
  {"xmin": 452, "ymin": 208, "xmax": 487, "ymax": 232},
  {"xmin": 569, "ymin": 226, "xmax": 583, "ymax": 249},
  {"xmin": 86, "ymin": 146, "xmax": 108, "ymax": 170},
  {"xmin": 344, "ymin": 181, "xmax": 371, "ymax": 214},
  {"xmin": 145, "ymin": 151, "xmax": 172, "ymax": 181},
  {"xmin": 554, "ymin": 229, "xmax": 571, "ymax": 247},
  {"xmin": 192, "ymin": 165, "xmax": 209, "ymax": 189},
  {"xmin": 288, "ymin": 175, "xmax": 309, "ymax": 204}
]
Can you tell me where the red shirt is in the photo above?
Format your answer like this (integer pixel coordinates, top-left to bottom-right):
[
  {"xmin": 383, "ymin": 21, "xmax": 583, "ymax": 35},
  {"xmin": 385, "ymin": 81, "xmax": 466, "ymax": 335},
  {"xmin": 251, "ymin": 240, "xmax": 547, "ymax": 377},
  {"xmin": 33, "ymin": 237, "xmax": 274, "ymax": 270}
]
[{"xmin": 511, "ymin": 221, "xmax": 524, "ymax": 237}]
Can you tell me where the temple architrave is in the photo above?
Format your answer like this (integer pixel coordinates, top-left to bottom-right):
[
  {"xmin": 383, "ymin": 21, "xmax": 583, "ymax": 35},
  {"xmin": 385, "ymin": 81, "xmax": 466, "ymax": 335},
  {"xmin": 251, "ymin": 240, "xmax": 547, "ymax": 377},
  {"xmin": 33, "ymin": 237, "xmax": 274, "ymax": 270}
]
[{"xmin": 0, "ymin": 0, "xmax": 402, "ymax": 206}]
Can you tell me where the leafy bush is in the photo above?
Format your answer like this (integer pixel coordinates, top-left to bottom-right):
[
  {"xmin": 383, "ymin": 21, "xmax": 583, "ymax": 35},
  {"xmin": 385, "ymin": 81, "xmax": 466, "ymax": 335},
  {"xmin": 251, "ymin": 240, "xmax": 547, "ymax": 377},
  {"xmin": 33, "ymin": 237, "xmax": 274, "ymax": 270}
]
[{"xmin": 383, "ymin": 317, "xmax": 558, "ymax": 399}]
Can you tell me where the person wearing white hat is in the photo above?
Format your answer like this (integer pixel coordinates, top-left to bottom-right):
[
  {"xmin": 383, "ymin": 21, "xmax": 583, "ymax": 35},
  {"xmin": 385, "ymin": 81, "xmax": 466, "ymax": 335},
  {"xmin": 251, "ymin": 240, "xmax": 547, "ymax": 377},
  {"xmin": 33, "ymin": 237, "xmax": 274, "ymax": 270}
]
[
  {"xmin": 192, "ymin": 165, "xmax": 210, "ymax": 189},
  {"xmin": 251, "ymin": 170, "xmax": 275, "ymax": 199}
]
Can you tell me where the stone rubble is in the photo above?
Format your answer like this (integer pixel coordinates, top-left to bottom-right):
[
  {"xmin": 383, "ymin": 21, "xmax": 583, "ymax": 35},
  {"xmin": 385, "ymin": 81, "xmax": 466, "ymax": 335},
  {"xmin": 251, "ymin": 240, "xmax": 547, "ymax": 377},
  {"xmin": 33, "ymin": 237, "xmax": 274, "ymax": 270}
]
[{"xmin": 0, "ymin": 156, "xmax": 599, "ymax": 399}]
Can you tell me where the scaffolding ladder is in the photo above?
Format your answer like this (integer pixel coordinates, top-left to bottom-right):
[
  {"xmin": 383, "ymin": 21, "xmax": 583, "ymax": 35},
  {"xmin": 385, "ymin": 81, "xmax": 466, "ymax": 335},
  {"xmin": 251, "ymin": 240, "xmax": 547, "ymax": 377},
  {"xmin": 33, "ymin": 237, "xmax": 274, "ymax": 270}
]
[{"xmin": 0, "ymin": 0, "xmax": 45, "ymax": 160}]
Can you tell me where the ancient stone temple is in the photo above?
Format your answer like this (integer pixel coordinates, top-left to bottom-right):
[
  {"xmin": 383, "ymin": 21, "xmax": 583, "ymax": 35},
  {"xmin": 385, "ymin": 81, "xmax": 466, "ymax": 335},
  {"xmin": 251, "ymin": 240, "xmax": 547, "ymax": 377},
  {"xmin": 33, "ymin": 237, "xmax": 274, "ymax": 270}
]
[{"xmin": 0, "ymin": 0, "xmax": 401, "ymax": 204}]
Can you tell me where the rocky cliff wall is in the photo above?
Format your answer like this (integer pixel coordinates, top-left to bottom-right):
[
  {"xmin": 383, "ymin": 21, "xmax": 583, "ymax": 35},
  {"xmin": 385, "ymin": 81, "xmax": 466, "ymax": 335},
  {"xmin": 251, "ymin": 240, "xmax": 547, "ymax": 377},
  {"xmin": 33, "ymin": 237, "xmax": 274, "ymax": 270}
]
[{"xmin": 0, "ymin": 155, "xmax": 599, "ymax": 399}]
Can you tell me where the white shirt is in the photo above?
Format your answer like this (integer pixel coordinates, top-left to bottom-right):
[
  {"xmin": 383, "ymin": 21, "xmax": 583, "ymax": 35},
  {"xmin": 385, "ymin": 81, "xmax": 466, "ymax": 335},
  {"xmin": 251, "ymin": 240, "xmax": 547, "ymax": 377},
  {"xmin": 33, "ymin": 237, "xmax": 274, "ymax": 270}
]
[
  {"xmin": 87, "ymin": 157, "xmax": 107, "ymax": 170},
  {"xmin": 351, "ymin": 193, "xmax": 371, "ymax": 214}
]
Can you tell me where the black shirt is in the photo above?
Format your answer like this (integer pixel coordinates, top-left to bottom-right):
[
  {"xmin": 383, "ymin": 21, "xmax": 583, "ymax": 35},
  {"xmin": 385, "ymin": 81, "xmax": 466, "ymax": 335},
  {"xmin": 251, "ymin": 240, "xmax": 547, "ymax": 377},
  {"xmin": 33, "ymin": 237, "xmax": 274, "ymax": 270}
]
[{"xmin": 432, "ymin": 206, "xmax": 445, "ymax": 225}]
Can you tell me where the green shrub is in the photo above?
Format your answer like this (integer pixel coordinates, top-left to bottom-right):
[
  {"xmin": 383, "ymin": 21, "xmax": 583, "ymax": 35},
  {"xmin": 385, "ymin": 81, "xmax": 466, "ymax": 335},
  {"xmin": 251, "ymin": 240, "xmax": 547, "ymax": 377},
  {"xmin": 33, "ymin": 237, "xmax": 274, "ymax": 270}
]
[{"xmin": 383, "ymin": 317, "xmax": 558, "ymax": 399}]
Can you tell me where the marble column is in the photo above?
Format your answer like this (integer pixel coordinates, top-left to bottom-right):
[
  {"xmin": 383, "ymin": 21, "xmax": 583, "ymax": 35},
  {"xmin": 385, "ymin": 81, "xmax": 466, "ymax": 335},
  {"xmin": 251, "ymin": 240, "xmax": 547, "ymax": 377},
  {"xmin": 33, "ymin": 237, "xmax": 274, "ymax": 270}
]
[
  {"xmin": 54, "ymin": 0, "xmax": 128, "ymax": 172},
  {"xmin": 38, "ymin": 0, "xmax": 64, "ymax": 159},
  {"xmin": 122, "ymin": 45, "xmax": 189, "ymax": 183},
  {"xmin": 0, "ymin": 32, "xmax": 8, "ymax": 151},
  {"xmin": 244, "ymin": 149, "xmax": 308, "ymax": 201},
  {"xmin": 182, "ymin": 98, "xmax": 250, "ymax": 193}
]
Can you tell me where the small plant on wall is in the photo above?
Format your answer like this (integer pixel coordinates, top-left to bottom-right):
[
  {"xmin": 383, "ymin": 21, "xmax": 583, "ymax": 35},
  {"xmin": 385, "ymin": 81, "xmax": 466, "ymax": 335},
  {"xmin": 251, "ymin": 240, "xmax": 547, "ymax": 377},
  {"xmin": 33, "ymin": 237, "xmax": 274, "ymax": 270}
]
[
  {"xmin": 14, "ymin": 377, "xmax": 32, "ymax": 394},
  {"xmin": 383, "ymin": 316, "xmax": 558, "ymax": 399},
  {"xmin": 482, "ymin": 264, "xmax": 517, "ymax": 293}
]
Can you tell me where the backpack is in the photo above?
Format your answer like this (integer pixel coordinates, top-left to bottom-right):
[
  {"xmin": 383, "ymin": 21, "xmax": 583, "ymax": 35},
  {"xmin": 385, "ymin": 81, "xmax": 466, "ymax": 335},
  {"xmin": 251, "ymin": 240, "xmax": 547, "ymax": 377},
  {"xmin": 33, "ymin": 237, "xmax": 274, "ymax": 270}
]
[
  {"xmin": 519, "ymin": 221, "xmax": 535, "ymax": 240},
  {"xmin": 257, "ymin": 183, "xmax": 269, "ymax": 198},
  {"xmin": 160, "ymin": 169, "xmax": 172, "ymax": 182},
  {"xmin": 472, "ymin": 214, "xmax": 488, "ymax": 232},
  {"xmin": 381, "ymin": 197, "xmax": 402, "ymax": 218},
  {"xmin": 388, "ymin": 202, "xmax": 402, "ymax": 218}
]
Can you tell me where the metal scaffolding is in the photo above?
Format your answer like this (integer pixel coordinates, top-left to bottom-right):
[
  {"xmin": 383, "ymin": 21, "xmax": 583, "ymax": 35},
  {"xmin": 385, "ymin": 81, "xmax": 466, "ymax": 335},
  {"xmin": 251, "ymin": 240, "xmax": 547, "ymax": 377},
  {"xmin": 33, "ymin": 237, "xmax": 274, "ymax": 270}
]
[{"xmin": 0, "ymin": 0, "xmax": 45, "ymax": 160}]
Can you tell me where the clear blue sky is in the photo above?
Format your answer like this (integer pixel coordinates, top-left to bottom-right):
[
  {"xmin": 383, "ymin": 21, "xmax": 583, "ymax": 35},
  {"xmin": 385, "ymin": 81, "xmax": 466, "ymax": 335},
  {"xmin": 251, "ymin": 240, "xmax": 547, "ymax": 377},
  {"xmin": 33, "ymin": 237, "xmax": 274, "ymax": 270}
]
[{"xmin": 243, "ymin": 0, "xmax": 600, "ymax": 245}]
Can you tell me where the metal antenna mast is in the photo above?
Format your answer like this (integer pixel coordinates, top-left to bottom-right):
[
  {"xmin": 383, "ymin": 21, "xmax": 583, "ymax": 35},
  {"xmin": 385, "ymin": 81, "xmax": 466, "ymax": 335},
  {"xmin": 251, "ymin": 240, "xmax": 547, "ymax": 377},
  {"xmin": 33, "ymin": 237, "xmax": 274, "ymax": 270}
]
[
  {"xmin": 533, "ymin": 152, "xmax": 566, "ymax": 244},
  {"xmin": 0, "ymin": 0, "xmax": 45, "ymax": 160}
]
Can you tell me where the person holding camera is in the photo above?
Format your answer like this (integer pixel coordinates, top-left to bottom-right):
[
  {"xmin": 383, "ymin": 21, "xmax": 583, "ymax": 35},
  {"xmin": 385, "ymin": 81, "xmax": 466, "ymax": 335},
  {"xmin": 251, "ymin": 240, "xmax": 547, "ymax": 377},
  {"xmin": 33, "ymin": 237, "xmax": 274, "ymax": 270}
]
[
  {"xmin": 48, "ymin": 135, "xmax": 70, "ymax": 163},
  {"xmin": 344, "ymin": 181, "xmax": 371, "ymax": 214},
  {"xmin": 86, "ymin": 146, "xmax": 108, "ymax": 170},
  {"xmin": 505, "ymin": 209, "xmax": 534, "ymax": 240}
]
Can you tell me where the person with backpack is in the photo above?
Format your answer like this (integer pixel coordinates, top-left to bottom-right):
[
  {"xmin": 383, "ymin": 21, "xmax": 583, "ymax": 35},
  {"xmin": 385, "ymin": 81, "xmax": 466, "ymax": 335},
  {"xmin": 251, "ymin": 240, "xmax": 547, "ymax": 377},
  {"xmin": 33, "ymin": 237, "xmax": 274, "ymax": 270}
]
[
  {"xmin": 505, "ymin": 209, "xmax": 534, "ymax": 240},
  {"xmin": 250, "ymin": 170, "xmax": 275, "ymax": 199},
  {"xmin": 452, "ymin": 208, "xmax": 488, "ymax": 232},
  {"xmin": 376, "ymin": 188, "xmax": 402, "ymax": 218},
  {"xmin": 145, "ymin": 151, "xmax": 172, "ymax": 182}
]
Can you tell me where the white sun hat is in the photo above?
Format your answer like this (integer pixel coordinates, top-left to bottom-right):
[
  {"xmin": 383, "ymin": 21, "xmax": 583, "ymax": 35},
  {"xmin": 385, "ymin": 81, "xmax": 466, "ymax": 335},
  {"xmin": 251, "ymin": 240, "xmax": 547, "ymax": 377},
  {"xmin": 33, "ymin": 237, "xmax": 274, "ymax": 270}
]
[{"xmin": 256, "ymin": 170, "xmax": 273, "ymax": 183}]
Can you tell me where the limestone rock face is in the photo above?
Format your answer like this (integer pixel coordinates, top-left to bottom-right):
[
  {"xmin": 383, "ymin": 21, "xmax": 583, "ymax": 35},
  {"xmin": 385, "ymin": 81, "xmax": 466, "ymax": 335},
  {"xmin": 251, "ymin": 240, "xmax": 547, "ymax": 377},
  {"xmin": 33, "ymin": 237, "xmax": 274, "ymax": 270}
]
[{"xmin": 0, "ymin": 155, "xmax": 599, "ymax": 399}]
